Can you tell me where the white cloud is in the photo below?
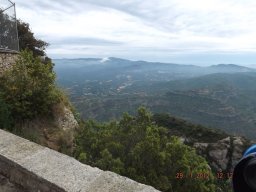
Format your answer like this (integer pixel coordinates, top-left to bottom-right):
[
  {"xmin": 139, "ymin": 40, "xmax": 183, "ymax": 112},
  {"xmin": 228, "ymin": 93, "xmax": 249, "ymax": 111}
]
[{"xmin": 11, "ymin": 0, "xmax": 256, "ymax": 64}]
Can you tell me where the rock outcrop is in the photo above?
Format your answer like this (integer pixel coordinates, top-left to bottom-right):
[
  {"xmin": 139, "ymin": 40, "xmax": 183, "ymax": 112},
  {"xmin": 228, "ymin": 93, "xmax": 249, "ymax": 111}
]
[
  {"xmin": 193, "ymin": 136, "xmax": 251, "ymax": 171},
  {"xmin": 52, "ymin": 104, "xmax": 79, "ymax": 131},
  {"xmin": 19, "ymin": 102, "xmax": 79, "ymax": 154}
]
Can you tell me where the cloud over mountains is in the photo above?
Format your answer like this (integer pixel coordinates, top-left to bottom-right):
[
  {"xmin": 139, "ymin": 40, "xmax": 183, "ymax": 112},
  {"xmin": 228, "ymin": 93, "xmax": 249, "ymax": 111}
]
[{"xmin": 14, "ymin": 0, "xmax": 256, "ymax": 65}]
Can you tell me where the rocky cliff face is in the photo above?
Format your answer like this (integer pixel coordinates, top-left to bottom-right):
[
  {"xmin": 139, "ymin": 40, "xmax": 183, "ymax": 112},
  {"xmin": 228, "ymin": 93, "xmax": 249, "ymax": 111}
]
[
  {"xmin": 52, "ymin": 104, "xmax": 79, "ymax": 131},
  {"xmin": 193, "ymin": 136, "xmax": 252, "ymax": 172},
  {"xmin": 18, "ymin": 102, "xmax": 79, "ymax": 154}
]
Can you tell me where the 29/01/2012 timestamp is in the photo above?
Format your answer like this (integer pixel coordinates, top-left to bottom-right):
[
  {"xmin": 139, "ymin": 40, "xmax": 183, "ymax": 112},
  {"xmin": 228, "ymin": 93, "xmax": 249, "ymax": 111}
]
[{"xmin": 175, "ymin": 172, "xmax": 233, "ymax": 180}]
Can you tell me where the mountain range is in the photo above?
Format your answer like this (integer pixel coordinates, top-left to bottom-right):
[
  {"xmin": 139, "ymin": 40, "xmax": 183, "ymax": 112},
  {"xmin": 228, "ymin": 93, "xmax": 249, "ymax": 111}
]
[{"xmin": 53, "ymin": 57, "xmax": 256, "ymax": 140}]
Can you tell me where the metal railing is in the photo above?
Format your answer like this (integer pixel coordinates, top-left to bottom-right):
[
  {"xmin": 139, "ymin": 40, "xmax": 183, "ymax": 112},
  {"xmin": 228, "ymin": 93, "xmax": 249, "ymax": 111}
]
[{"xmin": 0, "ymin": 0, "xmax": 19, "ymax": 52}]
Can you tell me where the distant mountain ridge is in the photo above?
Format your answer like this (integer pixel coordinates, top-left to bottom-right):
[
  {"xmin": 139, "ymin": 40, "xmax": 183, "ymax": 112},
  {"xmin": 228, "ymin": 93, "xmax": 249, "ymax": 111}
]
[
  {"xmin": 54, "ymin": 57, "xmax": 255, "ymax": 83},
  {"xmin": 54, "ymin": 57, "xmax": 247, "ymax": 65},
  {"xmin": 54, "ymin": 57, "xmax": 255, "ymax": 69},
  {"xmin": 209, "ymin": 64, "xmax": 253, "ymax": 73},
  {"xmin": 53, "ymin": 57, "xmax": 256, "ymax": 140}
]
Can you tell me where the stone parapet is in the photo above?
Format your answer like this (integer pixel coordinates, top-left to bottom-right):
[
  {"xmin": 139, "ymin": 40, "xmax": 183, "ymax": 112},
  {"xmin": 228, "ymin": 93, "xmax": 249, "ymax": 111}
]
[
  {"xmin": 0, "ymin": 129, "xmax": 160, "ymax": 192},
  {"xmin": 0, "ymin": 51, "xmax": 18, "ymax": 74}
]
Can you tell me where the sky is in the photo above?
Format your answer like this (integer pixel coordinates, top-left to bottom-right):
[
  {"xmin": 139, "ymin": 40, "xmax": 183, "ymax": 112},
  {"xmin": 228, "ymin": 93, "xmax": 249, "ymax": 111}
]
[{"xmin": 8, "ymin": 0, "xmax": 256, "ymax": 65}]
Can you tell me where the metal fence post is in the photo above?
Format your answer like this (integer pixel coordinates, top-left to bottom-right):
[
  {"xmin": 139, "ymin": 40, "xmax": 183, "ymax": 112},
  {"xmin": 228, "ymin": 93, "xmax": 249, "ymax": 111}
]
[{"xmin": 0, "ymin": 0, "xmax": 19, "ymax": 52}]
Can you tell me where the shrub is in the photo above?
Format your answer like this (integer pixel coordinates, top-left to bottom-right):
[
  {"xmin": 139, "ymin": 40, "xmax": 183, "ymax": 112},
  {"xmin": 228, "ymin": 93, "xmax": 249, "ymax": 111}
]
[
  {"xmin": 0, "ymin": 50, "xmax": 59, "ymax": 121},
  {"xmin": 0, "ymin": 95, "xmax": 13, "ymax": 130},
  {"xmin": 75, "ymin": 108, "xmax": 216, "ymax": 192}
]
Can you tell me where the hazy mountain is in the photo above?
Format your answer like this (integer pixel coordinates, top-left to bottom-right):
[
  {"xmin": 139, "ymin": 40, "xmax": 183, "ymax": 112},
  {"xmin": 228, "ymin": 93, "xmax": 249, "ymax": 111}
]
[
  {"xmin": 54, "ymin": 57, "xmax": 255, "ymax": 83},
  {"xmin": 209, "ymin": 64, "xmax": 253, "ymax": 72},
  {"xmin": 53, "ymin": 58, "xmax": 256, "ymax": 139}
]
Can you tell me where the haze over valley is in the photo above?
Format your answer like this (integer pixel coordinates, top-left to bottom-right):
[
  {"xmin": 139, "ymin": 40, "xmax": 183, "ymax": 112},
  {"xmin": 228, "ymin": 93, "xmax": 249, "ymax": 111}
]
[{"xmin": 54, "ymin": 57, "xmax": 256, "ymax": 140}]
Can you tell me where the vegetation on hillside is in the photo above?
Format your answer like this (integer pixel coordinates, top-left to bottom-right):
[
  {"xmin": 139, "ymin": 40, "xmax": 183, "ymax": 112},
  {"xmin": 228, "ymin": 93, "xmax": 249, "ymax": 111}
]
[
  {"xmin": 0, "ymin": 50, "xmax": 63, "ymax": 129},
  {"xmin": 17, "ymin": 20, "xmax": 49, "ymax": 57},
  {"xmin": 0, "ymin": 95, "xmax": 12, "ymax": 130},
  {"xmin": 0, "ymin": 20, "xmax": 65, "ymax": 131},
  {"xmin": 74, "ymin": 108, "xmax": 217, "ymax": 192},
  {"xmin": 153, "ymin": 113, "xmax": 228, "ymax": 143}
]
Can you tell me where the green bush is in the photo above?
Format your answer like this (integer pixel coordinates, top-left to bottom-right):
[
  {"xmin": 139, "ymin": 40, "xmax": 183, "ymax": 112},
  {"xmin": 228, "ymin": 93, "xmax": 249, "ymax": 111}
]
[
  {"xmin": 0, "ymin": 50, "xmax": 60, "ymax": 121},
  {"xmin": 75, "ymin": 107, "xmax": 216, "ymax": 192},
  {"xmin": 0, "ymin": 95, "xmax": 13, "ymax": 130}
]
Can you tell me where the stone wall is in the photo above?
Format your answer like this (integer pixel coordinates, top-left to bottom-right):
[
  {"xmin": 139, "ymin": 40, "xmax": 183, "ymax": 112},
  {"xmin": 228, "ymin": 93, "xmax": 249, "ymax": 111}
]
[
  {"xmin": 0, "ymin": 51, "xmax": 18, "ymax": 74},
  {"xmin": 0, "ymin": 129, "xmax": 160, "ymax": 192}
]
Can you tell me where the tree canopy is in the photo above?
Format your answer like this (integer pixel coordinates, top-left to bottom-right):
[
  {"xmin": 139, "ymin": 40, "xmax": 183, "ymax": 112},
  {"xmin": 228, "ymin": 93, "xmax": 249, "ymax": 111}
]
[
  {"xmin": 75, "ymin": 108, "xmax": 216, "ymax": 192},
  {"xmin": 18, "ymin": 20, "xmax": 49, "ymax": 57},
  {"xmin": 0, "ymin": 50, "xmax": 60, "ymax": 122}
]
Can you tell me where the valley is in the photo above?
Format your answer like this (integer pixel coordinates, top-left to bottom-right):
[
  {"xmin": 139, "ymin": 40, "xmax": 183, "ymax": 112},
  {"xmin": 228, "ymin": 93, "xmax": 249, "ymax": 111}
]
[{"xmin": 54, "ymin": 58, "xmax": 256, "ymax": 140}]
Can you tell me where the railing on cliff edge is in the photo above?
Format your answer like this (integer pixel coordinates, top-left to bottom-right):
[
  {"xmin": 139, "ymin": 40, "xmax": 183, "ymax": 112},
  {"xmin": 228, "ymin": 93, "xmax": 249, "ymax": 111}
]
[{"xmin": 0, "ymin": 0, "xmax": 19, "ymax": 52}]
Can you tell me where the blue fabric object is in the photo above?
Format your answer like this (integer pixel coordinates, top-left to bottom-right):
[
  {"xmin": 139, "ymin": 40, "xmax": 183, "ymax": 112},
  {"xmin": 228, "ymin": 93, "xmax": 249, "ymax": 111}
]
[
  {"xmin": 244, "ymin": 145, "xmax": 256, "ymax": 157},
  {"xmin": 233, "ymin": 145, "xmax": 256, "ymax": 192}
]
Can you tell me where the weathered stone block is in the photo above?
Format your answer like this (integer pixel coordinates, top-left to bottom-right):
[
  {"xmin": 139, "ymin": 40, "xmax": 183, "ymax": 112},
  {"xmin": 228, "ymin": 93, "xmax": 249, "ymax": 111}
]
[
  {"xmin": 0, "ymin": 129, "xmax": 160, "ymax": 192},
  {"xmin": 0, "ymin": 51, "xmax": 18, "ymax": 74}
]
